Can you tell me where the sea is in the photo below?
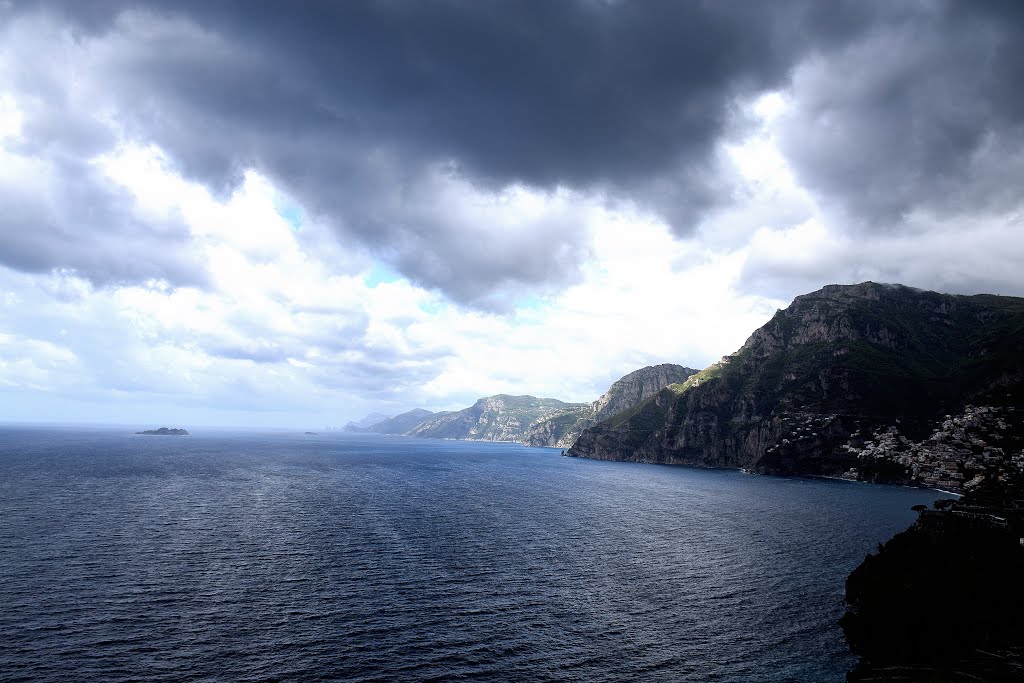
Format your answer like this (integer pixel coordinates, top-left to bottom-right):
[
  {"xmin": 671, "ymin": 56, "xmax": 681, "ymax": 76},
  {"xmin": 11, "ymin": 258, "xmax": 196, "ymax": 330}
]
[{"xmin": 0, "ymin": 426, "xmax": 940, "ymax": 682}]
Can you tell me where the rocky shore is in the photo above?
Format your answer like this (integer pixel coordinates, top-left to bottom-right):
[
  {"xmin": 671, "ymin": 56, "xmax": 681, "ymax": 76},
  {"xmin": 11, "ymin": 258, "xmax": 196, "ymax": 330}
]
[{"xmin": 842, "ymin": 471, "xmax": 1024, "ymax": 681}]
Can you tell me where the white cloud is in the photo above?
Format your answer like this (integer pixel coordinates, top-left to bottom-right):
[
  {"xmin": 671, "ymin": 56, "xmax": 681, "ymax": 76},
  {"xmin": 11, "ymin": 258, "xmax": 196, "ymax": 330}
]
[
  {"xmin": 0, "ymin": 139, "xmax": 789, "ymax": 426},
  {"xmin": 0, "ymin": 332, "xmax": 80, "ymax": 392},
  {"xmin": 720, "ymin": 91, "xmax": 1024, "ymax": 301},
  {"xmin": 4, "ymin": 22, "xmax": 1021, "ymax": 430}
]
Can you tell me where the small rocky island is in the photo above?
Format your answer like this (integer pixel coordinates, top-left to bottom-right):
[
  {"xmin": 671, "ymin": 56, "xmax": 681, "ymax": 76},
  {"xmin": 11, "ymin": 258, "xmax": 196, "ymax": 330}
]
[{"xmin": 135, "ymin": 427, "xmax": 189, "ymax": 435}]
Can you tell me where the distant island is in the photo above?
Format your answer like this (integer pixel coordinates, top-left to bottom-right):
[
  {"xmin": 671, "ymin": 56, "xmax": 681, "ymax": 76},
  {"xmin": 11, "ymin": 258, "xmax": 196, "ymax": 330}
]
[{"xmin": 135, "ymin": 427, "xmax": 189, "ymax": 435}]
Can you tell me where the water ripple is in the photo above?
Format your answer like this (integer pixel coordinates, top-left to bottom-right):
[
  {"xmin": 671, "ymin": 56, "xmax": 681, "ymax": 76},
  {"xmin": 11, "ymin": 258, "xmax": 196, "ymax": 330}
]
[{"xmin": 0, "ymin": 427, "xmax": 938, "ymax": 682}]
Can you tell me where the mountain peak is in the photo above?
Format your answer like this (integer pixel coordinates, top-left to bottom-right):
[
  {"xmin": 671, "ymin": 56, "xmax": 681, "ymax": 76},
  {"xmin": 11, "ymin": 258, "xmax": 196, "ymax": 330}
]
[
  {"xmin": 569, "ymin": 283, "xmax": 1024, "ymax": 482},
  {"xmin": 522, "ymin": 364, "xmax": 699, "ymax": 448}
]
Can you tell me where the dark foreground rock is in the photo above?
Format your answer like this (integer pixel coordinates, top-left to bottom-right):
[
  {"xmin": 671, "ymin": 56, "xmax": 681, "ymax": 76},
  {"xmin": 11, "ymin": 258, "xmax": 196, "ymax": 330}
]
[{"xmin": 842, "ymin": 472, "xmax": 1024, "ymax": 681}]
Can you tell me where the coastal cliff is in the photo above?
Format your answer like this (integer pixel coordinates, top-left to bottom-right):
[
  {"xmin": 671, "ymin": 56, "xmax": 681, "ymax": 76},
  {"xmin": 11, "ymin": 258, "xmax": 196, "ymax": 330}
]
[
  {"xmin": 842, "ymin": 467, "xmax": 1024, "ymax": 679},
  {"xmin": 522, "ymin": 364, "xmax": 698, "ymax": 448},
  {"xmin": 389, "ymin": 365, "xmax": 695, "ymax": 447},
  {"xmin": 406, "ymin": 395, "xmax": 588, "ymax": 442},
  {"xmin": 568, "ymin": 282, "xmax": 1024, "ymax": 486}
]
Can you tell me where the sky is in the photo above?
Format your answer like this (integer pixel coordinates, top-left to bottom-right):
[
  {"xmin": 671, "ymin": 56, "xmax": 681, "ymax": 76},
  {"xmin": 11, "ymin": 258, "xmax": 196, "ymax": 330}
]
[{"xmin": 2, "ymin": 0, "xmax": 1024, "ymax": 428}]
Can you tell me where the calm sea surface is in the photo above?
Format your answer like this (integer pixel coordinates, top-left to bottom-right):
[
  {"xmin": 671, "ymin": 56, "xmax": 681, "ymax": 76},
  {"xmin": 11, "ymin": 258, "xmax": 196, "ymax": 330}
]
[{"xmin": 0, "ymin": 426, "xmax": 939, "ymax": 682}]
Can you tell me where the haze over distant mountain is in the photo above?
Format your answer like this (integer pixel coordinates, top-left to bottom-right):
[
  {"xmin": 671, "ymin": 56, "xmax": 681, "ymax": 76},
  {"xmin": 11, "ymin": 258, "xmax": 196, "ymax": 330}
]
[
  {"xmin": 394, "ymin": 365, "xmax": 697, "ymax": 447},
  {"xmin": 357, "ymin": 409, "xmax": 437, "ymax": 435},
  {"xmin": 406, "ymin": 395, "xmax": 587, "ymax": 442},
  {"xmin": 569, "ymin": 282, "xmax": 1024, "ymax": 486},
  {"xmin": 344, "ymin": 413, "xmax": 393, "ymax": 432},
  {"xmin": 523, "ymin": 364, "xmax": 698, "ymax": 448}
]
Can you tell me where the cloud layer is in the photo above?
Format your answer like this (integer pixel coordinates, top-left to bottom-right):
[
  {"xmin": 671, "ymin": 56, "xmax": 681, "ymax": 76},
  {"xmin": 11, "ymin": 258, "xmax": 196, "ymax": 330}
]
[
  {"xmin": 0, "ymin": 0, "xmax": 862, "ymax": 304},
  {"xmin": 2, "ymin": 1, "xmax": 1024, "ymax": 425}
]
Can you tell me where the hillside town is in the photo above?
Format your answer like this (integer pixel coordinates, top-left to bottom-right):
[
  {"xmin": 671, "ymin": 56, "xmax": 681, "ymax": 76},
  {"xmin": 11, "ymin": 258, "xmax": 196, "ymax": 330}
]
[{"xmin": 840, "ymin": 405, "xmax": 1024, "ymax": 493}]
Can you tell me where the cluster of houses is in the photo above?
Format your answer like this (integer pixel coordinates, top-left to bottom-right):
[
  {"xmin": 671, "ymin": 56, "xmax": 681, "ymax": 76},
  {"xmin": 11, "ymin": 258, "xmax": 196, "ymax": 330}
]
[
  {"xmin": 840, "ymin": 405, "xmax": 1022, "ymax": 493},
  {"xmin": 765, "ymin": 412, "xmax": 841, "ymax": 452}
]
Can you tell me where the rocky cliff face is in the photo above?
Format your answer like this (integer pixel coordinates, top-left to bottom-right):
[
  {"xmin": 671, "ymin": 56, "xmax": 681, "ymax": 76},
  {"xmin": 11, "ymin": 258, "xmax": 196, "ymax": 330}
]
[
  {"xmin": 522, "ymin": 364, "xmax": 698, "ymax": 448},
  {"xmin": 519, "ymin": 407, "xmax": 592, "ymax": 448},
  {"xmin": 406, "ymin": 395, "xmax": 587, "ymax": 442},
  {"xmin": 592, "ymin": 364, "xmax": 699, "ymax": 423},
  {"xmin": 568, "ymin": 282, "xmax": 1024, "ymax": 481}
]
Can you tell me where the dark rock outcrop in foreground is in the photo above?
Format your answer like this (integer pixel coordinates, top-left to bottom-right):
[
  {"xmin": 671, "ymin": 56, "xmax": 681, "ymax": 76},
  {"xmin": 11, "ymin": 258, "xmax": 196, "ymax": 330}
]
[
  {"xmin": 568, "ymin": 282, "xmax": 1024, "ymax": 487},
  {"xmin": 135, "ymin": 427, "xmax": 189, "ymax": 435},
  {"xmin": 842, "ymin": 466, "xmax": 1024, "ymax": 681}
]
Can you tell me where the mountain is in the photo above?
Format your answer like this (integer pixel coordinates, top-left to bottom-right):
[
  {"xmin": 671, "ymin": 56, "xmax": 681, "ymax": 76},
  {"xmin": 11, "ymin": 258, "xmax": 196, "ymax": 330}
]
[
  {"xmin": 360, "ymin": 409, "xmax": 436, "ymax": 434},
  {"xmin": 406, "ymin": 395, "xmax": 587, "ymax": 442},
  {"xmin": 343, "ymin": 412, "xmax": 392, "ymax": 432},
  {"xmin": 522, "ymin": 364, "xmax": 698, "ymax": 448},
  {"xmin": 568, "ymin": 282, "xmax": 1024, "ymax": 483}
]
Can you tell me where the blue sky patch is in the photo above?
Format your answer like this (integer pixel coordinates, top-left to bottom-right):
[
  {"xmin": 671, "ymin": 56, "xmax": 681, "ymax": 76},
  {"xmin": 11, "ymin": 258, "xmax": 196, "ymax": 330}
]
[
  {"xmin": 417, "ymin": 299, "xmax": 444, "ymax": 315},
  {"xmin": 364, "ymin": 263, "xmax": 403, "ymax": 287},
  {"xmin": 274, "ymin": 200, "xmax": 304, "ymax": 231}
]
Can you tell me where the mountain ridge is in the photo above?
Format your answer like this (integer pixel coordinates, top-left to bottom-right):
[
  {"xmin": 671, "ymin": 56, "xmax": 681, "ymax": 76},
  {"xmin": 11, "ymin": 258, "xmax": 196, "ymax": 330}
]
[
  {"xmin": 568, "ymin": 282, "xmax": 1024, "ymax": 487},
  {"xmin": 522, "ymin": 363, "xmax": 698, "ymax": 447},
  {"xmin": 344, "ymin": 412, "xmax": 392, "ymax": 431},
  {"xmin": 349, "ymin": 409, "xmax": 437, "ymax": 434},
  {"xmin": 407, "ymin": 394, "xmax": 587, "ymax": 442},
  {"xmin": 400, "ymin": 364, "xmax": 698, "ymax": 446}
]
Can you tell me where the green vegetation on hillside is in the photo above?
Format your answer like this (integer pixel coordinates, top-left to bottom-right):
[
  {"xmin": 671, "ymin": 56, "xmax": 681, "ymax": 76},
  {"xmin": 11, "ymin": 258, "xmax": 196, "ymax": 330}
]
[{"xmin": 568, "ymin": 282, "xmax": 1024, "ymax": 475}]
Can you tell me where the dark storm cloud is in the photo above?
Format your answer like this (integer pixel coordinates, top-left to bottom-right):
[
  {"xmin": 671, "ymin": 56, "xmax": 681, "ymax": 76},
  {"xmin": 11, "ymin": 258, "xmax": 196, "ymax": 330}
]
[
  {"xmin": 54, "ymin": 0, "xmax": 816, "ymax": 188},
  {"xmin": 0, "ymin": 158, "xmax": 205, "ymax": 288},
  {"xmin": 7, "ymin": 0, "xmax": 877, "ymax": 307},
  {"xmin": 0, "ymin": 10, "xmax": 206, "ymax": 288},
  {"xmin": 776, "ymin": 0, "xmax": 1024, "ymax": 227},
  {"xmin": 7, "ymin": 1, "xmax": 1024, "ymax": 304}
]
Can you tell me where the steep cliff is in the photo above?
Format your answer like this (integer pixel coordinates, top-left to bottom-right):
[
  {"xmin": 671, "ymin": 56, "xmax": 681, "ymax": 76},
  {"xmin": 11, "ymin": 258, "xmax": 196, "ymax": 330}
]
[
  {"xmin": 519, "ymin": 407, "xmax": 592, "ymax": 448},
  {"xmin": 406, "ymin": 395, "xmax": 587, "ymax": 442},
  {"xmin": 522, "ymin": 364, "xmax": 698, "ymax": 447},
  {"xmin": 568, "ymin": 282, "xmax": 1024, "ymax": 480},
  {"xmin": 591, "ymin": 363, "xmax": 700, "ymax": 423}
]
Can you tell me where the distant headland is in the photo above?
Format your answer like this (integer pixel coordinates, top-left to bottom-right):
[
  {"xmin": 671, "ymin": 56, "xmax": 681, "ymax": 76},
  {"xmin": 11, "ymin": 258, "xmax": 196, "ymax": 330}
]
[{"xmin": 135, "ymin": 427, "xmax": 189, "ymax": 436}]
